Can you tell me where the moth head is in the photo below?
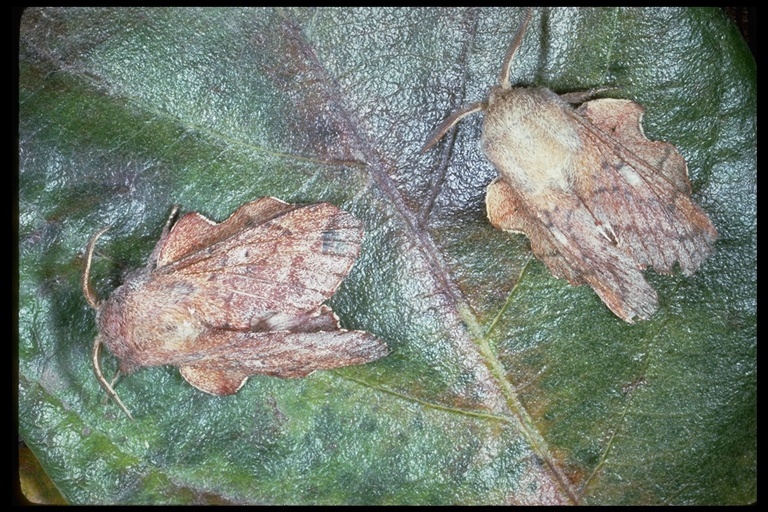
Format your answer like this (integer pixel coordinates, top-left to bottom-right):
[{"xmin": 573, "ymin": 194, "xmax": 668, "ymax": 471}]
[
  {"xmin": 421, "ymin": 8, "xmax": 534, "ymax": 153},
  {"xmin": 82, "ymin": 227, "xmax": 135, "ymax": 421}
]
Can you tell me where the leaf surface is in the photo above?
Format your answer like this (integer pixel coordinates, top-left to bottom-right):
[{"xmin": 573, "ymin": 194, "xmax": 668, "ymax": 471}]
[{"xmin": 18, "ymin": 7, "xmax": 755, "ymax": 504}]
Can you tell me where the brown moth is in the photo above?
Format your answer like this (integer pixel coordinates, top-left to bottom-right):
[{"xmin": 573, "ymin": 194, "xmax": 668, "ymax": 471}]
[
  {"xmin": 423, "ymin": 8, "xmax": 717, "ymax": 322},
  {"xmin": 83, "ymin": 197, "xmax": 388, "ymax": 419}
]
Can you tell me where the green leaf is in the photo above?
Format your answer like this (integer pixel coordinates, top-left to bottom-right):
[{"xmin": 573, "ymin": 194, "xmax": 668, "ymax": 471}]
[{"xmin": 19, "ymin": 7, "xmax": 755, "ymax": 505}]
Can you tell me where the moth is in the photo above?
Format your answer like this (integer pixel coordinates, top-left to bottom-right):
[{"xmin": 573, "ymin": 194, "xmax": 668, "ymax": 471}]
[
  {"xmin": 423, "ymin": 9, "xmax": 717, "ymax": 322},
  {"xmin": 83, "ymin": 197, "xmax": 388, "ymax": 419}
]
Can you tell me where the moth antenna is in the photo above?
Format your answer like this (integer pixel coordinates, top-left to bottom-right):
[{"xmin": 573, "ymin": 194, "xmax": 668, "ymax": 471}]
[
  {"xmin": 421, "ymin": 101, "xmax": 486, "ymax": 153},
  {"xmin": 82, "ymin": 226, "xmax": 111, "ymax": 310},
  {"xmin": 499, "ymin": 7, "xmax": 534, "ymax": 90},
  {"xmin": 92, "ymin": 336, "xmax": 134, "ymax": 421},
  {"xmin": 84, "ymin": 226, "xmax": 134, "ymax": 419}
]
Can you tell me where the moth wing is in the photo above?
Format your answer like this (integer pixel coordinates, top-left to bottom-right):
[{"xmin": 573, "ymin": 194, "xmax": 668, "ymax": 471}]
[
  {"xmin": 571, "ymin": 98, "xmax": 717, "ymax": 275},
  {"xmin": 156, "ymin": 197, "xmax": 296, "ymax": 266},
  {"xmin": 179, "ymin": 365, "xmax": 249, "ymax": 395},
  {"xmin": 152, "ymin": 199, "xmax": 364, "ymax": 328},
  {"xmin": 256, "ymin": 305, "xmax": 342, "ymax": 332},
  {"xmin": 487, "ymin": 177, "xmax": 658, "ymax": 322},
  {"xmin": 487, "ymin": 178, "xmax": 578, "ymax": 283},
  {"xmin": 176, "ymin": 329, "xmax": 388, "ymax": 395}
]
